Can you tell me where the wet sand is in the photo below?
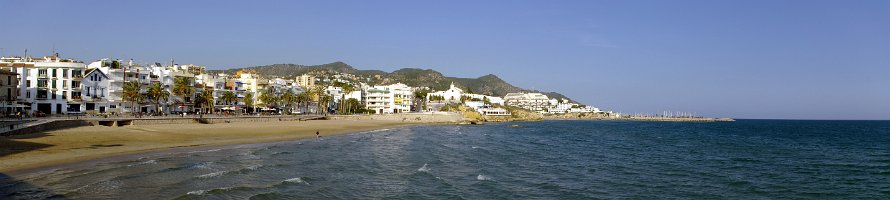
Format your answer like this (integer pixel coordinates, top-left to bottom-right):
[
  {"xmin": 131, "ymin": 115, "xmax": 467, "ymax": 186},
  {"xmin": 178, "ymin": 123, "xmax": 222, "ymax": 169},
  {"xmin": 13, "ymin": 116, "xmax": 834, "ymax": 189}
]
[{"xmin": 0, "ymin": 119, "xmax": 417, "ymax": 174}]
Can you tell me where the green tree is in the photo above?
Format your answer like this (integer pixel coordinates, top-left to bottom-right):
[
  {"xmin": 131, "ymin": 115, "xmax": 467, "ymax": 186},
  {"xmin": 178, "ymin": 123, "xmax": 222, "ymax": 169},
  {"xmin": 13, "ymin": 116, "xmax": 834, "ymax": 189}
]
[
  {"xmin": 147, "ymin": 83, "xmax": 170, "ymax": 113},
  {"xmin": 221, "ymin": 91, "xmax": 237, "ymax": 107},
  {"xmin": 172, "ymin": 77, "xmax": 194, "ymax": 112},
  {"xmin": 280, "ymin": 90, "xmax": 296, "ymax": 114},
  {"xmin": 122, "ymin": 81, "xmax": 142, "ymax": 114},
  {"xmin": 413, "ymin": 89, "xmax": 429, "ymax": 112},
  {"xmin": 259, "ymin": 87, "xmax": 278, "ymax": 109},
  {"xmin": 296, "ymin": 92, "xmax": 310, "ymax": 114},
  {"xmin": 345, "ymin": 98, "xmax": 364, "ymax": 114},
  {"xmin": 195, "ymin": 90, "xmax": 214, "ymax": 114},
  {"xmin": 336, "ymin": 82, "xmax": 356, "ymax": 114},
  {"xmin": 244, "ymin": 92, "xmax": 255, "ymax": 113},
  {"xmin": 318, "ymin": 93, "xmax": 332, "ymax": 115}
]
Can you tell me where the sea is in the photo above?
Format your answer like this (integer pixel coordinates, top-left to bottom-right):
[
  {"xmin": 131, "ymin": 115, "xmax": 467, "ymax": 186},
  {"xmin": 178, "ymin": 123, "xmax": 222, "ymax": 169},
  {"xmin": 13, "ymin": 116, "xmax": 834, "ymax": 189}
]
[{"xmin": 2, "ymin": 120, "xmax": 890, "ymax": 199}]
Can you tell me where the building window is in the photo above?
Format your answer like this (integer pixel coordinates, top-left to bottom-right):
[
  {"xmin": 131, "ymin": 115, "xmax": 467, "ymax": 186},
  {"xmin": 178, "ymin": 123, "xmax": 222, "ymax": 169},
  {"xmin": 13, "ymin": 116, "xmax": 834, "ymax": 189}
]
[
  {"xmin": 52, "ymin": 69, "xmax": 57, "ymax": 77},
  {"xmin": 39, "ymin": 69, "xmax": 47, "ymax": 76},
  {"xmin": 52, "ymin": 80, "xmax": 57, "ymax": 88},
  {"xmin": 37, "ymin": 90, "xmax": 48, "ymax": 99},
  {"xmin": 85, "ymin": 87, "xmax": 90, "ymax": 96},
  {"xmin": 63, "ymin": 69, "xmax": 68, "ymax": 78}
]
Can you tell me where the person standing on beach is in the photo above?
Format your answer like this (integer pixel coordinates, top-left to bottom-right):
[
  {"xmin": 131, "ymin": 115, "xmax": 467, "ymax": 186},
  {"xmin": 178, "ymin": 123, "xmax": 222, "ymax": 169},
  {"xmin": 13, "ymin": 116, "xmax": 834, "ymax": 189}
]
[{"xmin": 316, "ymin": 131, "xmax": 320, "ymax": 140}]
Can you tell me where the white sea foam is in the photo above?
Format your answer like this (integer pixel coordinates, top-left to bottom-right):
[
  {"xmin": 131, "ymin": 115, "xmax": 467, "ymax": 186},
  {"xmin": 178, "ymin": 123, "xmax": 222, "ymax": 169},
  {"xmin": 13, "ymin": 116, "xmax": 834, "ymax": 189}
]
[
  {"xmin": 187, "ymin": 189, "xmax": 207, "ymax": 195},
  {"xmin": 284, "ymin": 177, "xmax": 310, "ymax": 185},
  {"xmin": 127, "ymin": 159, "xmax": 157, "ymax": 167},
  {"xmin": 188, "ymin": 148, "xmax": 222, "ymax": 154},
  {"xmin": 239, "ymin": 152, "xmax": 261, "ymax": 160},
  {"xmin": 190, "ymin": 162, "xmax": 215, "ymax": 169},
  {"xmin": 477, "ymin": 174, "xmax": 493, "ymax": 181},
  {"xmin": 197, "ymin": 171, "xmax": 227, "ymax": 178},
  {"xmin": 417, "ymin": 164, "xmax": 431, "ymax": 172},
  {"xmin": 246, "ymin": 165, "xmax": 261, "ymax": 170}
]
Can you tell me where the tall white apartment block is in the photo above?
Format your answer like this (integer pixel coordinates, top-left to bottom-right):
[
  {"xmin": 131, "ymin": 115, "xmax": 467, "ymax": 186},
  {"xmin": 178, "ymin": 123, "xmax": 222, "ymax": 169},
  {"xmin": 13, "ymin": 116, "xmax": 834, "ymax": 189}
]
[{"xmin": 0, "ymin": 55, "xmax": 87, "ymax": 115}]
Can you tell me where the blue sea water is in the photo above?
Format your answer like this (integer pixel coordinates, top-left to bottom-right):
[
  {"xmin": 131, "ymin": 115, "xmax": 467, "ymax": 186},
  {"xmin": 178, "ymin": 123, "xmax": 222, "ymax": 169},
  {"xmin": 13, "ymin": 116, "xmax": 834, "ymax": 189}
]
[{"xmin": 2, "ymin": 120, "xmax": 890, "ymax": 199}]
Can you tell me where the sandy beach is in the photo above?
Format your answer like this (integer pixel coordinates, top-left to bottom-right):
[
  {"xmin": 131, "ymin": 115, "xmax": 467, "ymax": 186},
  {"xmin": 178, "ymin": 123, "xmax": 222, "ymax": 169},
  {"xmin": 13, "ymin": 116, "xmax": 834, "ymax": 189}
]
[{"xmin": 0, "ymin": 119, "xmax": 419, "ymax": 174}]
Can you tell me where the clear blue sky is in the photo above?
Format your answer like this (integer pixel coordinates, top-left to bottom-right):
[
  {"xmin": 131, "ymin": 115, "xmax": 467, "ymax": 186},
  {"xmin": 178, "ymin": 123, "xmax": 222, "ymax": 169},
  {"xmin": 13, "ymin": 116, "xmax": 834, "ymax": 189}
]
[{"xmin": 2, "ymin": 0, "xmax": 888, "ymax": 119}]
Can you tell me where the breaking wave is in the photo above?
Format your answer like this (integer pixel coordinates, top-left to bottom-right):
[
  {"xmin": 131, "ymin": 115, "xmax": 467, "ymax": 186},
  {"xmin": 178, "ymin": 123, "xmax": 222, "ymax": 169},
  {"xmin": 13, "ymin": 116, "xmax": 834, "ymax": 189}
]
[
  {"xmin": 417, "ymin": 163, "xmax": 431, "ymax": 172},
  {"xmin": 476, "ymin": 174, "xmax": 493, "ymax": 181}
]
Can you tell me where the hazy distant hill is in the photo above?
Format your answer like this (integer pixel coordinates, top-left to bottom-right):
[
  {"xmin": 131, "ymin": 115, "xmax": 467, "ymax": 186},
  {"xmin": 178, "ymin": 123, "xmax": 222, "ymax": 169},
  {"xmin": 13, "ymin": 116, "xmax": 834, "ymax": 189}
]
[{"xmin": 209, "ymin": 62, "xmax": 576, "ymax": 103}]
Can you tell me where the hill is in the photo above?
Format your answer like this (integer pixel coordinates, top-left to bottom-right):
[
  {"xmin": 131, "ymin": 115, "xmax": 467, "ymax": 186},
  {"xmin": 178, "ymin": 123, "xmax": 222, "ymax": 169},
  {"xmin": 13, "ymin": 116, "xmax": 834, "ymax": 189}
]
[{"xmin": 208, "ymin": 62, "xmax": 576, "ymax": 103}]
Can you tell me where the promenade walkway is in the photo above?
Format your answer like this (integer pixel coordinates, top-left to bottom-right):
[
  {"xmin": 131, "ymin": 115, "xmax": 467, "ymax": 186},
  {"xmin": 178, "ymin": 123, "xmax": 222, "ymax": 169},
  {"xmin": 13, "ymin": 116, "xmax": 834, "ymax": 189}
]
[{"xmin": 0, "ymin": 114, "xmax": 328, "ymax": 136}]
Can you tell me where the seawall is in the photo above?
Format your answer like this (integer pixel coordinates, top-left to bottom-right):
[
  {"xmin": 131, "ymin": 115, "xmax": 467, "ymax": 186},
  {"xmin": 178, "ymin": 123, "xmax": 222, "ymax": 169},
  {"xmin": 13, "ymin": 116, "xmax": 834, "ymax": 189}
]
[{"xmin": 1, "ymin": 116, "xmax": 327, "ymax": 136}]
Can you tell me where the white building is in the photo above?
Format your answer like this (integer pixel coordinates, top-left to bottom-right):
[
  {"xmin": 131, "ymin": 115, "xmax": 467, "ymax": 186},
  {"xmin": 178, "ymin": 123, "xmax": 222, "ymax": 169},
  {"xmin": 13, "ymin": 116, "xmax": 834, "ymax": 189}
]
[
  {"xmin": 0, "ymin": 55, "xmax": 87, "ymax": 115},
  {"xmin": 503, "ymin": 92, "xmax": 551, "ymax": 112},
  {"xmin": 0, "ymin": 69, "xmax": 19, "ymax": 113},
  {"xmin": 80, "ymin": 68, "xmax": 112, "ymax": 113},
  {"xmin": 427, "ymin": 82, "xmax": 463, "ymax": 103},
  {"xmin": 238, "ymin": 72, "xmax": 261, "ymax": 109},
  {"xmin": 325, "ymin": 86, "xmax": 361, "ymax": 104},
  {"xmin": 295, "ymin": 74, "xmax": 315, "ymax": 89},
  {"xmin": 461, "ymin": 93, "xmax": 505, "ymax": 105},
  {"xmin": 365, "ymin": 83, "xmax": 413, "ymax": 114},
  {"xmin": 464, "ymin": 101, "xmax": 510, "ymax": 116},
  {"xmin": 87, "ymin": 59, "xmax": 156, "ymax": 113}
]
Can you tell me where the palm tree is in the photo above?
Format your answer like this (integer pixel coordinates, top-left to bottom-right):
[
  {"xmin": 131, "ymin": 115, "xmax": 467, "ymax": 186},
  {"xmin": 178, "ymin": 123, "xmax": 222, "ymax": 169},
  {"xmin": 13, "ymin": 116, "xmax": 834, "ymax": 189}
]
[
  {"xmin": 244, "ymin": 92, "xmax": 255, "ymax": 114},
  {"xmin": 339, "ymin": 83, "xmax": 355, "ymax": 114},
  {"xmin": 172, "ymin": 77, "xmax": 194, "ymax": 112},
  {"xmin": 296, "ymin": 92, "xmax": 310, "ymax": 115},
  {"xmin": 195, "ymin": 90, "xmax": 214, "ymax": 114},
  {"xmin": 147, "ymin": 83, "xmax": 170, "ymax": 114},
  {"xmin": 413, "ymin": 89, "xmax": 429, "ymax": 112},
  {"xmin": 221, "ymin": 91, "xmax": 237, "ymax": 107},
  {"xmin": 259, "ymin": 87, "xmax": 277, "ymax": 111},
  {"xmin": 122, "ymin": 81, "xmax": 142, "ymax": 114},
  {"xmin": 310, "ymin": 85, "xmax": 326, "ymax": 114},
  {"xmin": 318, "ymin": 94, "xmax": 332, "ymax": 115},
  {"xmin": 280, "ymin": 90, "xmax": 296, "ymax": 114}
]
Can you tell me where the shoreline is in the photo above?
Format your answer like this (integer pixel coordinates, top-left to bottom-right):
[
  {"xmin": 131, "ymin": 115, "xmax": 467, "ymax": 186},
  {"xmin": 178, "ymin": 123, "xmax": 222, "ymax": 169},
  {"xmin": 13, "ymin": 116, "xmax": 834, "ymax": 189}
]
[
  {"xmin": 0, "ymin": 119, "xmax": 440, "ymax": 176},
  {"xmin": 544, "ymin": 116, "xmax": 735, "ymax": 122}
]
